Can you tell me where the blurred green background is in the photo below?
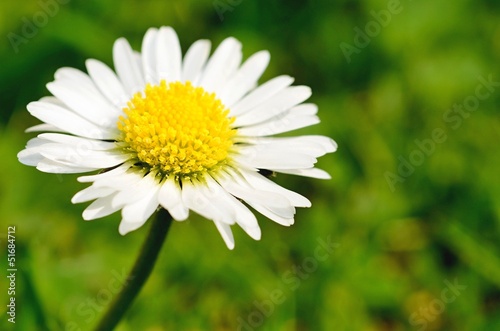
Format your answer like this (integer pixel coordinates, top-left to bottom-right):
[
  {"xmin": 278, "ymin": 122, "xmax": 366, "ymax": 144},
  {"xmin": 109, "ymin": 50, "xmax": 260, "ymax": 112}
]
[{"xmin": 1, "ymin": 0, "xmax": 499, "ymax": 330}]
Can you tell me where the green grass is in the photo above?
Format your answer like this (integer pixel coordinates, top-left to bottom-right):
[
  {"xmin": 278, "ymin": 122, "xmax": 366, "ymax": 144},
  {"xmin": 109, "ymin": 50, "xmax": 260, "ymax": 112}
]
[{"xmin": 0, "ymin": 0, "xmax": 499, "ymax": 330}]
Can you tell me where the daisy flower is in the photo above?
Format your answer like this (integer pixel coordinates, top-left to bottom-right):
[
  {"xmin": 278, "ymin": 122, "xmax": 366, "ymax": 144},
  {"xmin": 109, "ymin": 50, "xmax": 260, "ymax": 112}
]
[{"xmin": 18, "ymin": 26, "xmax": 336, "ymax": 249}]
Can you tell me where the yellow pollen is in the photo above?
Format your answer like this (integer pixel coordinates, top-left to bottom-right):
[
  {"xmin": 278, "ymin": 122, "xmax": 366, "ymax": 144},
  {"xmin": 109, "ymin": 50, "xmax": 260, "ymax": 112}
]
[{"xmin": 117, "ymin": 80, "xmax": 236, "ymax": 178}]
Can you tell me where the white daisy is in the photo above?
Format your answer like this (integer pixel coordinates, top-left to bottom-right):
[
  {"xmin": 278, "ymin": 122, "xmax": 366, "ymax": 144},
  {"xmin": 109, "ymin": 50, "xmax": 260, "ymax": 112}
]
[{"xmin": 18, "ymin": 26, "xmax": 337, "ymax": 249}]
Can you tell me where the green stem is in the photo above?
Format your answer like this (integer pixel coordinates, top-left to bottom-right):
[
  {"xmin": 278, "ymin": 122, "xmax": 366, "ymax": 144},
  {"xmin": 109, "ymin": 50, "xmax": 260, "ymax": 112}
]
[{"xmin": 94, "ymin": 208, "xmax": 173, "ymax": 331}]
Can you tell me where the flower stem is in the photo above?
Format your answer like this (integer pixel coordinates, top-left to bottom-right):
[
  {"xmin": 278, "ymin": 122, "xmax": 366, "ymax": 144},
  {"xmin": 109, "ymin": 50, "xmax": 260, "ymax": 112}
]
[{"xmin": 94, "ymin": 208, "xmax": 173, "ymax": 331}]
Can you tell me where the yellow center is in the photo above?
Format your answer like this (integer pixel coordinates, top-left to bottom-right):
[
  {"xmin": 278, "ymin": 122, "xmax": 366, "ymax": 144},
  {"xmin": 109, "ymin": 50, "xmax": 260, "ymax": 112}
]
[{"xmin": 117, "ymin": 80, "xmax": 236, "ymax": 178}]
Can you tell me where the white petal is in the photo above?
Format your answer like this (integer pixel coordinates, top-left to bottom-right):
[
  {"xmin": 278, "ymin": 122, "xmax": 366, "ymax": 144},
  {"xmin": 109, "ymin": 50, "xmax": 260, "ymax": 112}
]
[
  {"xmin": 199, "ymin": 37, "xmax": 242, "ymax": 93},
  {"xmin": 273, "ymin": 167, "xmax": 332, "ymax": 179},
  {"xmin": 54, "ymin": 67, "xmax": 95, "ymax": 89},
  {"xmin": 37, "ymin": 133, "xmax": 119, "ymax": 151},
  {"xmin": 181, "ymin": 180, "xmax": 225, "ymax": 221},
  {"xmin": 141, "ymin": 28, "xmax": 159, "ymax": 84},
  {"xmin": 235, "ymin": 136, "xmax": 337, "ymax": 158},
  {"xmin": 39, "ymin": 96, "xmax": 67, "ymax": 107},
  {"xmin": 118, "ymin": 216, "xmax": 146, "ymax": 235},
  {"xmin": 237, "ymin": 114, "xmax": 320, "ymax": 136},
  {"xmin": 192, "ymin": 178, "xmax": 236, "ymax": 225},
  {"xmin": 158, "ymin": 178, "xmax": 189, "ymax": 221},
  {"xmin": 39, "ymin": 143, "xmax": 128, "ymax": 168},
  {"xmin": 72, "ymin": 186, "xmax": 115, "ymax": 203},
  {"xmin": 133, "ymin": 51, "xmax": 144, "ymax": 78},
  {"xmin": 211, "ymin": 48, "xmax": 243, "ymax": 95},
  {"xmin": 233, "ymin": 86, "xmax": 312, "ymax": 127},
  {"xmin": 26, "ymin": 137, "xmax": 48, "ymax": 148},
  {"xmin": 213, "ymin": 221, "xmax": 235, "ymax": 250},
  {"xmin": 18, "ymin": 138, "xmax": 51, "ymax": 166},
  {"xmin": 242, "ymin": 224, "xmax": 261, "ymax": 241},
  {"xmin": 236, "ymin": 135, "xmax": 336, "ymax": 158},
  {"xmin": 86, "ymin": 59, "xmax": 129, "ymax": 109},
  {"xmin": 235, "ymin": 147, "xmax": 317, "ymax": 170},
  {"xmin": 205, "ymin": 175, "xmax": 261, "ymax": 239},
  {"xmin": 18, "ymin": 150, "xmax": 44, "ymax": 166},
  {"xmin": 219, "ymin": 50, "xmax": 270, "ymax": 107},
  {"xmin": 47, "ymin": 79, "xmax": 118, "ymax": 127},
  {"xmin": 156, "ymin": 26, "xmax": 182, "ymax": 83},
  {"xmin": 234, "ymin": 86, "xmax": 311, "ymax": 127},
  {"xmin": 230, "ymin": 75, "xmax": 294, "ymax": 116},
  {"xmin": 25, "ymin": 124, "xmax": 65, "ymax": 133},
  {"xmin": 239, "ymin": 169, "xmax": 311, "ymax": 207},
  {"xmin": 91, "ymin": 169, "xmax": 144, "ymax": 189},
  {"xmin": 220, "ymin": 167, "xmax": 297, "ymax": 227},
  {"xmin": 246, "ymin": 201, "xmax": 294, "ymax": 226},
  {"xmin": 113, "ymin": 38, "xmax": 145, "ymax": 97},
  {"xmin": 82, "ymin": 193, "xmax": 121, "ymax": 220},
  {"xmin": 288, "ymin": 103, "xmax": 318, "ymax": 116},
  {"xmin": 273, "ymin": 135, "xmax": 337, "ymax": 154},
  {"xmin": 181, "ymin": 40, "xmax": 211, "ymax": 83},
  {"xmin": 111, "ymin": 172, "xmax": 158, "ymax": 208},
  {"xmin": 77, "ymin": 163, "xmax": 131, "ymax": 183},
  {"xmin": 217, "ymin": 173, "xmax": 295, "ymax": 218},
  {"xmin": 36, "ymin": 159, "xmax": 96, "ymax": 174},
  {"xmin": 119, "ymin": 186, "xmax": 160, "ymax": 235},
  {"xmin": 27, "ymin": 101, "xmax": 118, "ymax": 140}
]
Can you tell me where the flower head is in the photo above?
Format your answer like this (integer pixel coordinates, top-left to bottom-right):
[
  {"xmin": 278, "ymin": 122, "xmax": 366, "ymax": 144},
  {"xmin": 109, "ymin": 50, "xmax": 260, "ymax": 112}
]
[{"xmin": 18, "ymin": 27, "xmax": 337, "ymax": 249}]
